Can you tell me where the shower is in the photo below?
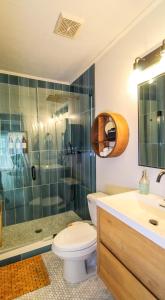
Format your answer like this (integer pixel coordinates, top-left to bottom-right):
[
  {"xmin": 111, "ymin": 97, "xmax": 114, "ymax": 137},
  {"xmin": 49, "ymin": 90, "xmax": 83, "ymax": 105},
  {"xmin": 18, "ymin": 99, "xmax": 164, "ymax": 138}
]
[{"xmin": 0, "ymin": 71, "xmax": 95, "ymax": 261}]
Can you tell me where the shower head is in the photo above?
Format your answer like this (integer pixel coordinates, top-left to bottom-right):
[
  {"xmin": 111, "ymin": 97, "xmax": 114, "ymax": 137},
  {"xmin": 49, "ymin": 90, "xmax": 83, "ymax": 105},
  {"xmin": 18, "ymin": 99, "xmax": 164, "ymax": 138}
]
[{"xmin": 46, "ymin": 91, "xmax": 79, "ymax": 103}]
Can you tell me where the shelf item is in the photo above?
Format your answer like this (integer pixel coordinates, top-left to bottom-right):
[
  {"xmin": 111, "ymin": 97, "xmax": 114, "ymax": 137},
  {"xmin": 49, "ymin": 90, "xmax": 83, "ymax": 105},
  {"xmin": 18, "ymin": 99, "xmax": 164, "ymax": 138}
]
[
  {"xmin": 8, "ymin": 131, "xmax": 28, "ymax": 154},
  {"xmin": 91, "ymin": 112, "xmax": 129, "ymax": 158}
]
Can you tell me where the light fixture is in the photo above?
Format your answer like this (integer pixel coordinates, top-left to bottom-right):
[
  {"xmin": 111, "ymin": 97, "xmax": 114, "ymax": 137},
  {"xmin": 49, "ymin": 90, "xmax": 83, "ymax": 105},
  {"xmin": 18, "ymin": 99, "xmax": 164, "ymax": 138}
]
[
  {"xmin": 133, "ymin": 38, "xmax": 165, "ymax": 71},
  {"xmin": 160, "ymin": 39, "xmax": 165, "ymax": 57},
  {"xmin": 133, "ymin": 57, "xmax": 143, "ymax": 70},
  {"xmin": 129, "ymin": 38, "xmax": 165, "ymax": 89},
  {"xmin": 128, "ymin": 57, "xmax": 144, "ymax": 95}
]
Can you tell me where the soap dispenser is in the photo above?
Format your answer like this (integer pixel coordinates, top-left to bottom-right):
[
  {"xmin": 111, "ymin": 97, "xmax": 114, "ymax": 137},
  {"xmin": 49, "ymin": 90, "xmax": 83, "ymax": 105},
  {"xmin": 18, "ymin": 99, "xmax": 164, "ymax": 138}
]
[{"xmin": 139, "ymin": 169, "xmax": 150, "ymax": 194}]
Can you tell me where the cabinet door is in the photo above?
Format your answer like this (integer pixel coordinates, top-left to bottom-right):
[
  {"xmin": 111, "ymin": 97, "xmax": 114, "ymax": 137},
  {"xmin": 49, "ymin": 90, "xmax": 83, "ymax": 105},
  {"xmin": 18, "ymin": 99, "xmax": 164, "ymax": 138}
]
[
  {"xmin": 99, "ymin": 243, "xmax": 156, "ymax": 300},
  {"xmin": 98, "ymin": 208, "xmax": 165, "ymax": 299}
]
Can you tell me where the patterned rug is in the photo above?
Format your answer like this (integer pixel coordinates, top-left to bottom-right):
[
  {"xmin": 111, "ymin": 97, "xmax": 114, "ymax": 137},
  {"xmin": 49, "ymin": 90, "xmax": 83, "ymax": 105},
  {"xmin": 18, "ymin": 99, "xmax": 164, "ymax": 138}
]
[{"xmin": 0, "ymin": 255, "xmax": 50, "ymax": 300}]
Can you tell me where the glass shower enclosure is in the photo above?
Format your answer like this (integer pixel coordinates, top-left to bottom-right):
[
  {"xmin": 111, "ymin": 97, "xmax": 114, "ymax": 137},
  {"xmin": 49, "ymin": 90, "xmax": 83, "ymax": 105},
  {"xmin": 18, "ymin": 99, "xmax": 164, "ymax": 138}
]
[{"xmin": 0, "ymin": 73, "xmax": 95, "ymax": 255}]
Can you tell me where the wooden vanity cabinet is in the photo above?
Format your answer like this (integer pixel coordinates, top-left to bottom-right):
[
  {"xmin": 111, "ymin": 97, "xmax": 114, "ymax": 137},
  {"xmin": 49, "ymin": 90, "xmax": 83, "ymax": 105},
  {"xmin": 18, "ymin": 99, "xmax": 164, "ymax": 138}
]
[{"xmin": 97, "ymin": 207, "xmax": 165, "ymax": 300}]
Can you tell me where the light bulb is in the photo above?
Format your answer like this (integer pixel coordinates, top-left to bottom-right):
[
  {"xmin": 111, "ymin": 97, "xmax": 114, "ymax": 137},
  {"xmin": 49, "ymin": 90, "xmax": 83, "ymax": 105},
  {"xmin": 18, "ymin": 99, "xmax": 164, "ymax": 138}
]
[{"xmin": 128, "ymin": 68, "xmax": 142, "ymax": 96}]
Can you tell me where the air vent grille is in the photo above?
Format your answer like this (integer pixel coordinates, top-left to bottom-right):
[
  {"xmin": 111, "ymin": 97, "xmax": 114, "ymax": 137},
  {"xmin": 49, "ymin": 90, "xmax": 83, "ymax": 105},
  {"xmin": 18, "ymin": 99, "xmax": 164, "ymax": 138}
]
[{"xmin": 54, "ymin": 13, "xmax": 83, "ymax": 39}]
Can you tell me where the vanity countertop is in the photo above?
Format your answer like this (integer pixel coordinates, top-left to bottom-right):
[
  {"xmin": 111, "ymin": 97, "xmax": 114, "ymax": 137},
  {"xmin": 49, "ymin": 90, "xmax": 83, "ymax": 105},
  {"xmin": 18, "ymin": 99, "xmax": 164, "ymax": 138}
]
[{"xmin": 96, "ymin": 190, "xmax": 165, "ymax": 249}]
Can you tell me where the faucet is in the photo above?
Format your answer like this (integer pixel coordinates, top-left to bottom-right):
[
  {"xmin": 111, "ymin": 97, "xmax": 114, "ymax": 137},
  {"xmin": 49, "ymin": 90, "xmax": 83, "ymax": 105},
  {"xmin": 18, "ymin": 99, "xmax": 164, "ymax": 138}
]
[{"xmin": 156, "ymin": 170, "xmax": 165, "ymax": 182}]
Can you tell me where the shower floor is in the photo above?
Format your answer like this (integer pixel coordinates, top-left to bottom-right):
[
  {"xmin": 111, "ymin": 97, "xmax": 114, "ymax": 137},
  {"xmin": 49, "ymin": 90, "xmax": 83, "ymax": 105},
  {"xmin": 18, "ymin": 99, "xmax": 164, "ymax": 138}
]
[{"xmin": 0, "ymin": 211, "xmax": 81, "ymax": 258}]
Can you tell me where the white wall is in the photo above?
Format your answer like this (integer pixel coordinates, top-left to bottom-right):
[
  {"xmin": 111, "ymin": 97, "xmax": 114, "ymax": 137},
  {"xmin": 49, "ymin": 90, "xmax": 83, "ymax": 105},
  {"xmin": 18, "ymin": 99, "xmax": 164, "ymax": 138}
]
[{"xmin": 95, "ymin": 0, "xmax": 165, "ymax": 196}]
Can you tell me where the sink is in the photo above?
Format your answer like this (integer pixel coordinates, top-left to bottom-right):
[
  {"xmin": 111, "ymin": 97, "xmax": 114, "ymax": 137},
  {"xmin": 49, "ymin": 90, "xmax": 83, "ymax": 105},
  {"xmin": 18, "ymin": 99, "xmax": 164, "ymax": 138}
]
[{"xmin": 96, "ymin": 190, "xmax": 165, "ymax": 248}]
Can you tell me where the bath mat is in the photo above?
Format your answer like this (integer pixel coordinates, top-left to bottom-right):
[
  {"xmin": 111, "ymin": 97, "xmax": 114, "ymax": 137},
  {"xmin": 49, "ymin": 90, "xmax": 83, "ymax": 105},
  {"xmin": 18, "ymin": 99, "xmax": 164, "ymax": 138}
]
[{"xmin": 0, "ymin": 255, "xmax": 50, "ymax": 300}]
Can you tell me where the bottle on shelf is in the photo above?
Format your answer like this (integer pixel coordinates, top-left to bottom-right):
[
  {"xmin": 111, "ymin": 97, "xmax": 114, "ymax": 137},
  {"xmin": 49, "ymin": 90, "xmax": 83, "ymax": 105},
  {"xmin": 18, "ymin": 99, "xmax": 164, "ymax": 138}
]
[
  {"xmin": 22, "ymin": 136, "xmax": 27, "ymax": 153},
  {"xmin": 139, "ymin": 169, "xmax": 150, "ymax": 194},
  {"xmin": 8, "ymin": 135, "xmax": 14, "ymax": 154},
  {"xmin": 15, "ymin": 136, "xmax": 21, "ymax": 154}
]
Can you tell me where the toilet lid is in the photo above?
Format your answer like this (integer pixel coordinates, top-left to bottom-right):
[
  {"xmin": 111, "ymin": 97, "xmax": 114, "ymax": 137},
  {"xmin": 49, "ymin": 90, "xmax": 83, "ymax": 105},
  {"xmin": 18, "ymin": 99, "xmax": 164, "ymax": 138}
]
[{"xmin": 53, "ymin": 223, "xmax": 96, "ymax": 251}]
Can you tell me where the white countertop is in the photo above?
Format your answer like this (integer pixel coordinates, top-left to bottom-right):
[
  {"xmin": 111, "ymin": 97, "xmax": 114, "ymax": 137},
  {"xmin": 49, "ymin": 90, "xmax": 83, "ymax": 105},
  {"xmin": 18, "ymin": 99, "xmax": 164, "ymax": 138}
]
[{"xmin": 96, "ymin": 190, "xmax": 165, "ymax": 249}]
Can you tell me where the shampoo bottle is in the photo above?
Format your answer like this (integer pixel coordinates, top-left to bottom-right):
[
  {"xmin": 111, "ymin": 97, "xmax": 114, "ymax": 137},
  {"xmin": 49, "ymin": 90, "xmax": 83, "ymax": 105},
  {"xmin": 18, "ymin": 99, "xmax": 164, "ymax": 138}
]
[{"xmin": 139, "ymin": 169, "xmax": 150, "ymax": 194}]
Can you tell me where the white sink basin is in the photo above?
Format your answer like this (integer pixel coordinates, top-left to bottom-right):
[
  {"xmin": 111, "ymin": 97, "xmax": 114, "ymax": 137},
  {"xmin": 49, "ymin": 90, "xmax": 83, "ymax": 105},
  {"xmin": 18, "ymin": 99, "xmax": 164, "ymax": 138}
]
[{"xmin": 96, "ymin": 190, "xmax": 165, "ymax": 249}]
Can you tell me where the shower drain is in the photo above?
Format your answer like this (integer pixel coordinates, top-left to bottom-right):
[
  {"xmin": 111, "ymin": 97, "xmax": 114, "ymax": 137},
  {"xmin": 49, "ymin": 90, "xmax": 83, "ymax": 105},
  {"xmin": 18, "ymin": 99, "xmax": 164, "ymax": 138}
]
[{"xmin": 35, "ymin": 228, "xmax": 43, "ymax": 233}]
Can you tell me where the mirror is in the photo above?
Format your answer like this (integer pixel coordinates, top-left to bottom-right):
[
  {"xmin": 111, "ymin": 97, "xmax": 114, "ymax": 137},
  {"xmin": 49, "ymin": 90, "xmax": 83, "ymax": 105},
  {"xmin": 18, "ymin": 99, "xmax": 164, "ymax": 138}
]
[{"xmin": 138, "ymin": 72, "xmax": 165, "ymax": 168}]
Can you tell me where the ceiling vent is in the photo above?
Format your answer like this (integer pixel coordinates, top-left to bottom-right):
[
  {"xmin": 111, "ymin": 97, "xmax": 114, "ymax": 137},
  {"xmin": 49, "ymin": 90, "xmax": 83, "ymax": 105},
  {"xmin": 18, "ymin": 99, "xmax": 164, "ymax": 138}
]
[{"xmin": 54, "ymin": 12, "xmax": 83, "ymax": 39}]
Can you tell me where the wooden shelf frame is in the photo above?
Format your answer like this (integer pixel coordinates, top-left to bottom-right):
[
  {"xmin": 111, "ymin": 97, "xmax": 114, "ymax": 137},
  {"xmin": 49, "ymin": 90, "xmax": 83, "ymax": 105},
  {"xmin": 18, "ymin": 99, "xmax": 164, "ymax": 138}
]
[{"xmin": 91, "ymin": 112, "xmax": 129, "ymax": 157}]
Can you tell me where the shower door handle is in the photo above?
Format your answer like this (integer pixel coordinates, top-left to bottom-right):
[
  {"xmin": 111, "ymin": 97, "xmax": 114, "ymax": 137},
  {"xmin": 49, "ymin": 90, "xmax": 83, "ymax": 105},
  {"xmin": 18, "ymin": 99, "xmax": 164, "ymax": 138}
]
[{"xmin": 31, "ymin": 166, "xmax": 36, "ymax": 181}]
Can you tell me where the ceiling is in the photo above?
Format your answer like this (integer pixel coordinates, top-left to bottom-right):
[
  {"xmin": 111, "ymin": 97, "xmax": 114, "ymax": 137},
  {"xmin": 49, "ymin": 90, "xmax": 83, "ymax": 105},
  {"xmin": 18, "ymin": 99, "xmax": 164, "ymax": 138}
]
[{"xmin": 0, "ymin": 0, "xmax": 160, "ymax": 84}]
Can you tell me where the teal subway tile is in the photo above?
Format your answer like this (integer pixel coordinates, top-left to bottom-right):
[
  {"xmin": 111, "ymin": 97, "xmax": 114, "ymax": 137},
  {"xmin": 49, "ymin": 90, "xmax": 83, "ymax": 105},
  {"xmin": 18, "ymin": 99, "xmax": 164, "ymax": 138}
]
[
  {"xmin": 2, "ymin": 171, "xmax": 14, "ymax": 191},
  {"xmin": 24, "ymin": 204, "xmax": 33, "ymax": 221},
  {"xmin": 1, "ymin": 120, "xmax": 10, "ymax": 131},
  {"xmin": 0, "ymin": 74, "xmax": 8, "ymax": 83},
  {"xmin": 15, "ymin": 206, "xmax": 25, "ymax": 223},
  {"xmin": 21, "ymin": 245, "xmax": 51, "ymax": 260},
  {"xmin": 9, "ymin": 75, "xmax": 18, "ymax": 85},
  {"xmin": 41, "ymin": 184, "xmax": 49, "ymax": 201},
  {"xmin": 38, "ymin": 80, "xmax": 46, "ymax": 88},
  {"xmin": 5, "ymin": 208, "xmax": 15, "ymax": 225},
  {"xmin": 32, "ymin": 186, "xmax": 42, "ymax": 219},
  {"xmin": 24, "ymin": 187, "xmax": 32, "ymax": 204},
  {"xmin": 14, "ymin": 169, "xmax": 24, "ymax": 189},
  {"xmin": 2, "ymin": 210, "xmax": 6, "ymax": 226},
  {"xmin": 29, "ymin": 78, "xmax": 38, "ymax": 88},
  {"xmin": 62, "ymin": 84, "xmax": 70, "ymax": 92},
  {"xmin": 54, "ymin": 82, "xmax": 62, "ymax": 90},
  {"xmin": 0, "ymin": 255, "xmax": 21, "ymax": 266},
  {"xmin": 23, "ymin": 167, "xmax": 31, "ymax": 187},
  {"xmin": 0, "ymin": 113, "xmax": 10, "ymax": 120},
  {"xmin": 18, "ymin": 77, "xmax": 29, "ymax": 87},
  {"xmin": 14, "ymin": 188, "xmax": 24, "ymax": 208},
  {"xmin": 46, "ymin": 81, "xmax": 54, "ymax": 89},
  {"xmin": 4, "ymin": 190, "xmax": 15, "ymax": 210}
]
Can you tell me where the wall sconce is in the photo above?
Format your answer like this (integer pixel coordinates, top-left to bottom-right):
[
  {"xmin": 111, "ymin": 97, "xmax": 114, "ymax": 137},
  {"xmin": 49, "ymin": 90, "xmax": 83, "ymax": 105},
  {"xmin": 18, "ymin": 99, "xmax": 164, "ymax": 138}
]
[
  {"xmin": 133, "ymin": 57, "xmax": 143, "ymax": 70},
  {"xmin": 133, "ymin": 38, "xmax": 165, "ymax": 71},
  {"xmin": 130, "ymin": 38, "xmax": 165, "ymax": 88},
  {"xmin": 160, "ymin": 39, "xmax": 165, "ymax": 57}
]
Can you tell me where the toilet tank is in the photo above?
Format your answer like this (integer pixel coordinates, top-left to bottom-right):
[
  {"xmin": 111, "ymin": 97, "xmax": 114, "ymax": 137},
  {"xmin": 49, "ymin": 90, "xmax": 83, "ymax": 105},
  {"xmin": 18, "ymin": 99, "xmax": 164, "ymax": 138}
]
[{"xmin": 87, "ymin": 192, "xmax": 108, "ymax": 226}]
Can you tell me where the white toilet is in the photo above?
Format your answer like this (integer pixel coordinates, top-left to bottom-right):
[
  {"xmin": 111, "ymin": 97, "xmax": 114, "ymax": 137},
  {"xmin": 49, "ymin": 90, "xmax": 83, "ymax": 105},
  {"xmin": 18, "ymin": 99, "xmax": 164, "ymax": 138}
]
[{"xmin": 52, "ymin": 192, "xmax": 107, "ymax": 283}]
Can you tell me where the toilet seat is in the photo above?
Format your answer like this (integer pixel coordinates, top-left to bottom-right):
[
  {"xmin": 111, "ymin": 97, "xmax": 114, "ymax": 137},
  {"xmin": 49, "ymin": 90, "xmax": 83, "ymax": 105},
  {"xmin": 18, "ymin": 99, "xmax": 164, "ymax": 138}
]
[{"xmin": 53, "ymin": 222, "xmax": 96, "ymax": 252}]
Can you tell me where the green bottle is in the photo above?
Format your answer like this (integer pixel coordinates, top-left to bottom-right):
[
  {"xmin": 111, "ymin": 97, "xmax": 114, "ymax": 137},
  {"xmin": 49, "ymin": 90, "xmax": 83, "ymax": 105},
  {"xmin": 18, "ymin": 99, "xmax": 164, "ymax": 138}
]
[{"xmin": 139, "ymin": 170, "xmax": 150, "ymax": 194}]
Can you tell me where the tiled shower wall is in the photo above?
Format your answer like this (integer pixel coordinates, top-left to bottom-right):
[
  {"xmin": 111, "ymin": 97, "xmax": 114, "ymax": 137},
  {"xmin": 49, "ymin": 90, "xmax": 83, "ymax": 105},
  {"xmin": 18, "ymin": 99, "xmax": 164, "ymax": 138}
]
[{"xmin": 0, "ymin": 66, "xmax": 95, "ymax": 226}]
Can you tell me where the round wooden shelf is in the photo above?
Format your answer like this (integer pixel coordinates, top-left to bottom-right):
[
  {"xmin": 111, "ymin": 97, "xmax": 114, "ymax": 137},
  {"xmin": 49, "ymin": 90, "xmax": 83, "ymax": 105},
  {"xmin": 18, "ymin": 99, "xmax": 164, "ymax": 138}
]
[{"xmin": 91, "ymin": 112, "xmax": 129, "ymax": 158}]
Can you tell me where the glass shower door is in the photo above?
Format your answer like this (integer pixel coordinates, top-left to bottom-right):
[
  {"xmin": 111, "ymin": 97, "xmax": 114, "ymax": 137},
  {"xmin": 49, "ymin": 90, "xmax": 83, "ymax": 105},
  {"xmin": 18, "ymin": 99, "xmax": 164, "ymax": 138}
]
[
  {"xmin": 37, "ymin": 87, "xmax": 69, "ymax": 218},
  {"xmin": 0, "ymin": 82, "xmax": 40, "ymax": 226}
]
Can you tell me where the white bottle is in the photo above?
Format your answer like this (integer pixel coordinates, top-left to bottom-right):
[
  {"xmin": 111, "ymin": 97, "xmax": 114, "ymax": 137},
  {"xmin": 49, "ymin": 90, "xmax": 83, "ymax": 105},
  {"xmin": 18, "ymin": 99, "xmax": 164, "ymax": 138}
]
[
  {"xmin": 139, "ymin": 169, "xmax": 150, "ymax": 194},
  {"xmin": 15, "ymin": 136, "xmax": 21, "ymax": 154},
  {"xmin": 9, "ymin": 135, "xmax": 14, "ymax": 154},
  {"xmin": 22, "ymin": 136, "xmax": 27, "ymax": 153}
]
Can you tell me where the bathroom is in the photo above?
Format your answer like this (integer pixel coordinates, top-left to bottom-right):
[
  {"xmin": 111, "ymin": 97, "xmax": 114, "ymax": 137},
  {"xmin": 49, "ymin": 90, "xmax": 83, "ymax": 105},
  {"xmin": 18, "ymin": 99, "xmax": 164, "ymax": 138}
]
[{"xmin": 0, "ymin": 0, "xmax": 165, "ymax": 299}]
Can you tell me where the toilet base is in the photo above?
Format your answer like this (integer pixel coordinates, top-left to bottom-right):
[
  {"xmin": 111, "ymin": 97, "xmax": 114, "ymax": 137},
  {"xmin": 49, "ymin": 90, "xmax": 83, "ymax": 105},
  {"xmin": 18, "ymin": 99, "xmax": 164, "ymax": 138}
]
[{"xmin": 64, "ymin": 258, "xmax": 96, "ymax": 283}]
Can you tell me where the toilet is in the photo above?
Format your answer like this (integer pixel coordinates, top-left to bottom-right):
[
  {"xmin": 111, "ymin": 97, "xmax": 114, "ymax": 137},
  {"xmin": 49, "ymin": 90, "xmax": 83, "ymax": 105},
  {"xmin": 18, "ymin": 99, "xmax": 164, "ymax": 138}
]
[{"xmin": 52, "ymin": 192, "xmax": 107, "ymax": 283}]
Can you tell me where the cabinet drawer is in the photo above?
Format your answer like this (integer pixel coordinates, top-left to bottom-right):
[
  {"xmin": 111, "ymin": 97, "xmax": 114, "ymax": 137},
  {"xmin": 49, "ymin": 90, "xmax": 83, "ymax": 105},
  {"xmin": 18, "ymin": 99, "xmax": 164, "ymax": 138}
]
[
  {"xmin": 99, "ymin": 243, "xmax": 156, "ymax": 300},
  {"xmin": 98, "ymin": 208, "xmax": 165, "ymax": 299}
]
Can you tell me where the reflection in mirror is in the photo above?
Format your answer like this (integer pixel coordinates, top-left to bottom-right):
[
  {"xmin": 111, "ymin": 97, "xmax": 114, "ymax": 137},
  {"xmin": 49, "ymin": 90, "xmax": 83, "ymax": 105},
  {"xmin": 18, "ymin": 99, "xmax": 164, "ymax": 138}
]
[
  {"xmin": 99, "ymin": 117, "xmax": 116, "ymax": 157},
  {"xmin": 138, "ymin": 73, "xmax": 165, "ymax": 168},
  {"xmin": 105, "ymin": 118, "xmax": 116, "ymax": 141}
]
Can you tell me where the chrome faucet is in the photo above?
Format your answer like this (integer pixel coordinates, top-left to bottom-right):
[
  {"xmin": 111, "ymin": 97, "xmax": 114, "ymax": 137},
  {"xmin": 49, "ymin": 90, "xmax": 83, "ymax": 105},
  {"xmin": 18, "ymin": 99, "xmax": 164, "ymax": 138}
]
[{"xmin": 156, "ymin": 170, "xmax": 165, "ymax": 182}]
